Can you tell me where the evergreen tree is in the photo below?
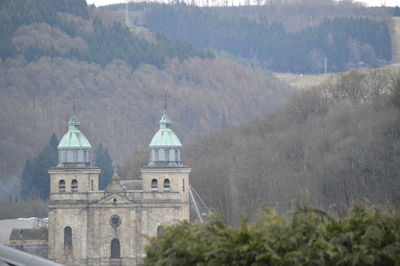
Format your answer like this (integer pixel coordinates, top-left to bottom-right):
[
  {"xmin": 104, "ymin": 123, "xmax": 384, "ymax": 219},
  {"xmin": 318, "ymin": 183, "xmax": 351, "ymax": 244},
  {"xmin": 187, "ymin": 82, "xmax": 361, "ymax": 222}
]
[
  {"xmin": 95, "ymin": 143, "xmax": 113, "ymax": 190},
  {"xmin": 20, "ymin": 133, "xmax": 58, "ymax": 200},
  {"xmin": 144, "ymin": 206, "xmax": 400, "ymax": 265},
  {"xmin": 20, "ymin": 160, "xmax": 33, "ymax": 200},
  {"xmin": 394, "ymin": 6, "xmax": 400, "ymax": 17}
]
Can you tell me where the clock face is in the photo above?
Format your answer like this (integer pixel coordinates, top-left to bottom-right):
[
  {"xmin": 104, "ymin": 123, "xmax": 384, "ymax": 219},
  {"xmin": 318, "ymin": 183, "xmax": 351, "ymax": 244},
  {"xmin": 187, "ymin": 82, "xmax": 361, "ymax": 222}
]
[{"xmin": 110, "ymin": 215, "xmax": 121, "ymax": 227}]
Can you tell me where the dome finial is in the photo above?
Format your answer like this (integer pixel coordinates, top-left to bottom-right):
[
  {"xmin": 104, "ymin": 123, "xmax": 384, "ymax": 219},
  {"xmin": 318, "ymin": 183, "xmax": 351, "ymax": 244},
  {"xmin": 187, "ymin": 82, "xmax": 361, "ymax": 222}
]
[
  {"xmin": 159, "ymin": 110, "xmax": 171, "ymax": 129},
  {"xmin": 68, "ymin": 114, "xmax": 80, "ymax": 132}
]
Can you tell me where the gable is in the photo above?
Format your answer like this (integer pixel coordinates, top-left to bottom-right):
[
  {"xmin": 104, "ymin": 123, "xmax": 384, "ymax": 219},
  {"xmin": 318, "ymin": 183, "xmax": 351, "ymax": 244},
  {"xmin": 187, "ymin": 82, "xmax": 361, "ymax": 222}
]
[{"xmin": 96, "ymin": 193, "xmax": 133, "ymax": 205}]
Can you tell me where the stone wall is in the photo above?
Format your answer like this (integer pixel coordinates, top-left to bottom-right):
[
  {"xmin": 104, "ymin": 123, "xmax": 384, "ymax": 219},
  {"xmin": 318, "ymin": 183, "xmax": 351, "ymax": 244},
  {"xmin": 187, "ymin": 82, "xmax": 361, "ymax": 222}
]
[{"xmin": 8, "ymin": 243, "xmax": 48, "ymax": 258}]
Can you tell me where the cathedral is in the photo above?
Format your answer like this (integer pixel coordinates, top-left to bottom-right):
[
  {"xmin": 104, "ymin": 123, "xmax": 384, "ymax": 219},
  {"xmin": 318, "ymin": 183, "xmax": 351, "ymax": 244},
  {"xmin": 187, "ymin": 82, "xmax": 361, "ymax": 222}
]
[{"xmin": 47, "ymin": 110, "xmax": 191, "ymax": 265}]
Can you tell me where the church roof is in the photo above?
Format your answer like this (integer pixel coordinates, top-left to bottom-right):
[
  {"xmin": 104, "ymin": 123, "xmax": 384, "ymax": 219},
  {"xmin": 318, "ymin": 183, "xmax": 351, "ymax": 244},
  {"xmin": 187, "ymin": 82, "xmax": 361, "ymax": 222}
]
[
  {"xmin": 58, "ymin": 115, "xmax": 91, "ymax": 149},
  {"xmin": 149, "ymin": 111, "xmax": 182, "ymax": 147},
  {"xmin": 9, "ymin": 228, "xmax": 48, "ymax": 241},
  {"xmin": 120, "ymin": 180, "xmax": 143, "ymax": 190}
]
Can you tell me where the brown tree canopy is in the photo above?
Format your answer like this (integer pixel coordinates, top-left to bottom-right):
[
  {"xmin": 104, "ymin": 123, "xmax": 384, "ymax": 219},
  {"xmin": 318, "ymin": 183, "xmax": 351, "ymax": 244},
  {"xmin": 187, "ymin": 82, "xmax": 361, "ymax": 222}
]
[{"xmin": 0, "ymin": 56, "xmax": 291, "ymax": 199}]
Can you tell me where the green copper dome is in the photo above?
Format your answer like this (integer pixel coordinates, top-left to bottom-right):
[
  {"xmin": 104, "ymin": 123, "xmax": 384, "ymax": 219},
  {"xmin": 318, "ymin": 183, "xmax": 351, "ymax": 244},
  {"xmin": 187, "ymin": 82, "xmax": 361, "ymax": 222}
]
[
  {"xmin": 58, "ymin": 115, "xmax": 91, "ymax": 148},
  {"xmin": 149, "ymin": 111, "xmax": 182, "ymax": 147}
]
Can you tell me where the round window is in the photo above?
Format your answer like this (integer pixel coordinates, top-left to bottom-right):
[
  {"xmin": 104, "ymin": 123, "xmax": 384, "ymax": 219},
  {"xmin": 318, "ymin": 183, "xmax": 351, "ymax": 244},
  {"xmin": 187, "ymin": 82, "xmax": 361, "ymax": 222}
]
[{"xmin": 110, "ymin": 215, "xmax": 121, "ymax": 228}]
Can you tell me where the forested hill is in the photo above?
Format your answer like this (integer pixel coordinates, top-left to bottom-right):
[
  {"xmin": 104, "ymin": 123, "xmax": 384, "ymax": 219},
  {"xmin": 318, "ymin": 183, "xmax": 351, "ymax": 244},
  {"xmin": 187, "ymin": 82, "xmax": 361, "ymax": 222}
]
[
  {"xmin": 0, "ymin": 0, "xmax": 211, "ymax": 69},
  {"xmin": 176, "ymin": 68, "xmax": 400, "ymax": 225},
  {"xmin": 0, "ymin": 0, "xmax": 293, "ymax": 199},
  {"xmin": 104, "ymin": 1, "xmax": 392, "ymax": 73}
]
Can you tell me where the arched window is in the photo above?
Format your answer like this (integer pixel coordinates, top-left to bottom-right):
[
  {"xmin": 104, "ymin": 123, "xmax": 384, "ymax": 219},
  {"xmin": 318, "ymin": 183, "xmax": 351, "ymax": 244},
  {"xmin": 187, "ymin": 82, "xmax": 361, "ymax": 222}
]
[
  {"xmin": 163, "ymin": 179, "xmax": 170, "ymax": 191},
  {"xmin": 71, "ymin": 179, "xmax": 78, "ymax": 192},
  {"xmin": 59, "ymin": 180, "xmax": 66, "ymax": 193},
  {"xmin": 64, "ymin": 226, "xmax": 72, "ymax": 256},
  {"xmin": 157, "ymin": 225, "xmax": 165, "ymax": 239},
  {"xmin": 111, "ymin": 239, "xmax": 120, "ymax": 258},
  {"xmin": 151, "ymin": 179, "xmax": 158, "ymax": 191}
]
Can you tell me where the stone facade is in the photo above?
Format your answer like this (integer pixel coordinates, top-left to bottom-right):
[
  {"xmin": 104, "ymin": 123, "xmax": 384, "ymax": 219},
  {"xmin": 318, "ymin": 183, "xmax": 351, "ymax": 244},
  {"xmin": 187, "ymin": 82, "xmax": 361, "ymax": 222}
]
[{"xmin": 47, "ymin": 112, "xmax": 191, "ymax": 265}]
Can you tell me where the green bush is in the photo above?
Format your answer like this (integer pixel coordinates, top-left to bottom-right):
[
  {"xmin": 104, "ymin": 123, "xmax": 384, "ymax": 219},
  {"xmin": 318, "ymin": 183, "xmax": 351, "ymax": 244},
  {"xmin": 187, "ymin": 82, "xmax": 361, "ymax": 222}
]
[{"xmin": 144, "ymin": 206, "xmax": 400, "ymax": 266}]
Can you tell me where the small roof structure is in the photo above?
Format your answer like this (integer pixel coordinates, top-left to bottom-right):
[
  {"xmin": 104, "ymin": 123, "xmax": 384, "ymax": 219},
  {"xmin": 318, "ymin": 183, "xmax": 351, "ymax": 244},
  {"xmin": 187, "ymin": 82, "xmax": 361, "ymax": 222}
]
[
  {"xmin": 58, "ymin": 115, "xmax": 91, "ymax": 149},
  {"xmin": 149, "ymin": 111, "xmax": 182, "ymax": 147},
  {"xmin": 0, "ymin": 218, "xmax": 37, "ymax": 244},
  {"xmin": 9, "ymin": 228, "xmax": 48, "ymax": 241}
]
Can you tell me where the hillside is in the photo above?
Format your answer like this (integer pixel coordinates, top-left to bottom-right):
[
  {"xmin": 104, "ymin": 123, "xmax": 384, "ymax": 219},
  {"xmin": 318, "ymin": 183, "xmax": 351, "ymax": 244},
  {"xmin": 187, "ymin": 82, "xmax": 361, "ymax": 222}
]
[
  {"xmin": 163, "ymin": 68, "xmax": 400, "ymax": 225},
  {"xmin": 0, "ymin": 0, "xmax": 212, "ymax": 68},
  {"xmin": 0, "ymin": 1, "xmax": 293, "ymax": 201},
  {"xmin": 273, "ymin": 72, "xmax": 331, "ymax": 89},
  {"xmin": 105, "ymin": 2, "xmax": 393, "ymax": 73}
]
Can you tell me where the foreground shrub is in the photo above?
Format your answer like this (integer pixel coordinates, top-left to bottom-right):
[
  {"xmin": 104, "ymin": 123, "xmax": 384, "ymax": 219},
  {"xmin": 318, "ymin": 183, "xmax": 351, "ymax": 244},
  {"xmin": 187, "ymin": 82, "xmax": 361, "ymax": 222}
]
[{"xmin": 144, "ymin": 206, "xmax": 400, "ymax": 266}]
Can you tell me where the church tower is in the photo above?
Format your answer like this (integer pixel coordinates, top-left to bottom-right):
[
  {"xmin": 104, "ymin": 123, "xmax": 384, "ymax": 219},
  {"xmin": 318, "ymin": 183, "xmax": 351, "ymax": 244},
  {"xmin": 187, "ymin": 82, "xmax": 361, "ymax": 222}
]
[
  {"xmin": 48, "ymin": 114, "xmax": 100, "ymax": 264},
  {"xmin": 47, "ymin": 110, "xmax": 191, "ymax": 265},
  {"xmin": 141, "ymin": 110, "xmax": 191, "ymax": 225}
]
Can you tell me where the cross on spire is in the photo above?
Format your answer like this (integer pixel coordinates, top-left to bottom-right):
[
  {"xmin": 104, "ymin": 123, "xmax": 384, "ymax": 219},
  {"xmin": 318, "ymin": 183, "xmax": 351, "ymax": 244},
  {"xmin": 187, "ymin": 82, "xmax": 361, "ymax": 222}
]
[
  {"xmin": 163, "ymin": 86, "xmax": 171, "ymax": 111},
  {"xmin": 72, "ymin": 94, "xmax": 76, "ymax": 115}
]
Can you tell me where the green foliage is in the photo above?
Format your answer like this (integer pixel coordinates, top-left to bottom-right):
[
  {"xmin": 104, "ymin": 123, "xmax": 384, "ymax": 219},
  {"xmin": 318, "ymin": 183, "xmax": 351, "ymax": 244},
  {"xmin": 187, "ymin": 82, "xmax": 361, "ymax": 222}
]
[
  {"xmin": 0, "ymin": 0, "xmax": 88, "ymax": 59},
  {"xmin": 20, "ymin": 133, "xmax": 58, "ymax": 200},
  {"xmin": 94, "ymin": 143, "xmax": 113, "ymax": 190},
  {"xmin": 0, "ymin": 0, "xmax": 211, "ymax": 69},
  {"xmin": 142, "ymin": 4, "xmax": 391, "ymax": 73},
  {"xmin": 144, "ymin": 206, "xmax": 400, "ymax": 266},
  {"xmin": 79, "ymin": 18, "xmax": 211, "ymax": 69},
  {"xmin": 391, "ymin": 6, "xmax": 400, "ymax": 17}
]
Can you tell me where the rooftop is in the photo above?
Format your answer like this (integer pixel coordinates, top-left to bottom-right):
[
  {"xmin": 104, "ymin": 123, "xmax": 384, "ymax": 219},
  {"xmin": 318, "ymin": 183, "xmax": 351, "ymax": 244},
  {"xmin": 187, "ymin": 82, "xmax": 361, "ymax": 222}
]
[
  {"xmin": 58, "ymin": 115, "xmax": 91, "ymax": 149},
  {"xmin": 149, "ymin": 111, "xmax": 182, "ymax": 147},
  {"xmin": 9, "ymin": 228, "xmax": 48, "ymax": 241}
]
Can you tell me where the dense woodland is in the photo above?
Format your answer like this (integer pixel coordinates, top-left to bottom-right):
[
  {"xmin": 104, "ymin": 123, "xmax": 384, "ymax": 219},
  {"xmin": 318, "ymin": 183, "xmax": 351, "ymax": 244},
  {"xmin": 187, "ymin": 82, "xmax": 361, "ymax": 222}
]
[
  {"xmin": 101, "ymin": 0, "xmax": 393, "ymax": 73},
  {"xmin": 142, "ymin": 4, "xmax": 391, "ymax": 73},
  {"xmin": 177, "ymin": 68, "xmax": 400, "ymax": 225},
  {"xmin": 0, "ymin": 0, "xmax": 211, "ymax": 69}
]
